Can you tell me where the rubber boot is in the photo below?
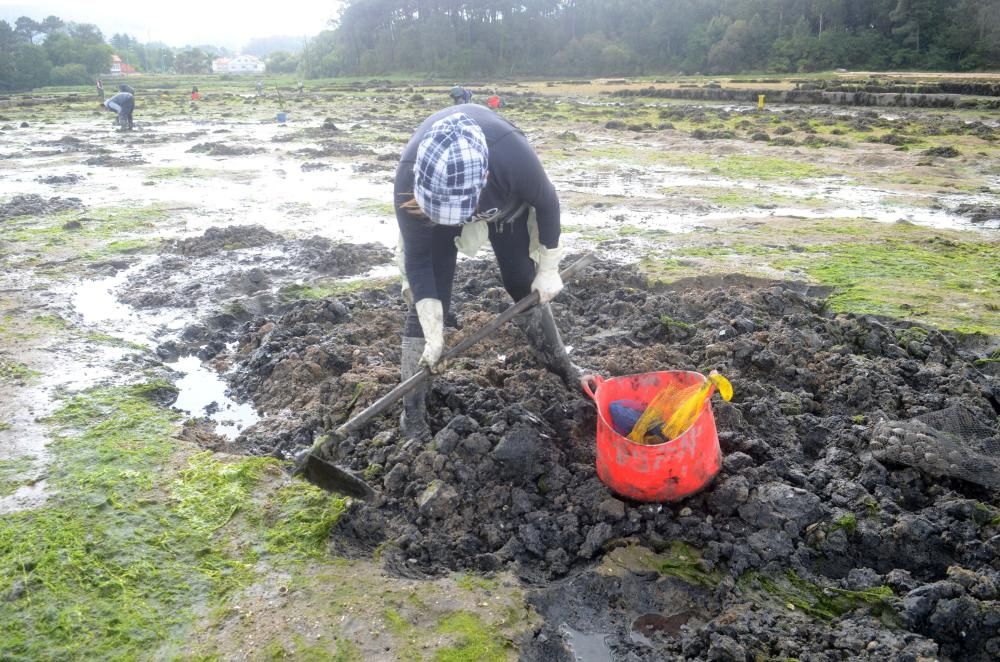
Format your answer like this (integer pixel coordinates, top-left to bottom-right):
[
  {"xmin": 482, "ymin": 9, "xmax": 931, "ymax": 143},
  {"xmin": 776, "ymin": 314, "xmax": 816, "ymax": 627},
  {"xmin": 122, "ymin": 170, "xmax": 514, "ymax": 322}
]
[
  {"xmin": 400, "ymin": 336, "xmax": 431, "ymax": 441},
  {"xmin": 514, "ymin": 303, "xmax": 583, "ymax": 389}
]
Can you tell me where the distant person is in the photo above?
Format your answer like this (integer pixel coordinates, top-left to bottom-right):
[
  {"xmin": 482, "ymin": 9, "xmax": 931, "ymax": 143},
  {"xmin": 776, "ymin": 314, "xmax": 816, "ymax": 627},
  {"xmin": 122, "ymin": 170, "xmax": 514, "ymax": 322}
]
[
  {"xmin": 487, "ymin": 94, "xmax": 502, "ymax": 110},
  {"xmin": 255, "ymin": 81, "xmax": 264, "ymax": 97},
  {"xmin": 449, "ymin": 86, "xmax": 472, "ymax": 105},
  {"xmin": 103, "ymin": 91, "xmax": 134, "ymax": 131},
  {"xmin": 297, "ymin": 81, "xmax": 304, "ymax": 96},
  {"xmin": 118, "ymin": 83, "xmax": 135, "ymax": 95},
  {"xmin": 191, "ymin": 86, "xmax": 201, "ymax": 101},
  {"xmin": 96, "ymin": 79, "xmax": 104, "ymax": 101}
]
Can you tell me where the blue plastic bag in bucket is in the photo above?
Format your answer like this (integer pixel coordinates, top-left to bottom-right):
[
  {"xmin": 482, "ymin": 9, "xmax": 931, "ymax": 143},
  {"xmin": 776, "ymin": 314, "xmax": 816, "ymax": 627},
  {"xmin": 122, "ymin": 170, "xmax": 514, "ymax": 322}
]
[{"xmin": 276, "ymin": 112, "xmax": 287, "ymax": 123}]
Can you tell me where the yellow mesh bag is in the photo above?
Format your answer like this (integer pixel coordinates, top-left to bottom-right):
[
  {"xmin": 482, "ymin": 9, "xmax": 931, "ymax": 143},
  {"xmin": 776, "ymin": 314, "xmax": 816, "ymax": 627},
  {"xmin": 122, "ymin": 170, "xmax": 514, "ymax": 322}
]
[{"xmin": 627, "ymin": 371, "xmax": 733, "ymax": 444}]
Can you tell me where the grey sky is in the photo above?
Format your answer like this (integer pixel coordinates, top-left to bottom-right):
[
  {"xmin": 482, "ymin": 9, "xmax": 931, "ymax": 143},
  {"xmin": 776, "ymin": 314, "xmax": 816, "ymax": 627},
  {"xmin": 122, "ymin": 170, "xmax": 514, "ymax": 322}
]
[{"xmin": 0, "ymin": 1, "xmax": 342, "ymax": 50}]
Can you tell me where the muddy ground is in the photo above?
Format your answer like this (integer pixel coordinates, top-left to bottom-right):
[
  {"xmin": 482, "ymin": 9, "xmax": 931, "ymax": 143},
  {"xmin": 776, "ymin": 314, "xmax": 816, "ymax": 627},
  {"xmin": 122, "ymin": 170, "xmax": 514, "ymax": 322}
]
[
  {"xmin": 185, "ymin": 247, "xmax": 996, "ymax": 661},
  {"xmin": 1, "ymin": 76, "xmax": 999, "ymax": 660}
]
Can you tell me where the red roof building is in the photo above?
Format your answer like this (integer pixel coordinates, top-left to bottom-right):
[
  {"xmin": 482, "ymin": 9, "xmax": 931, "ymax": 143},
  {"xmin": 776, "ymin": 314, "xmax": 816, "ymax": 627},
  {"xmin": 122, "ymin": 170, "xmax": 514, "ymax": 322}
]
[{"xmin": 111, "ymin": 54, "xmax": 137, "ymax": 75}]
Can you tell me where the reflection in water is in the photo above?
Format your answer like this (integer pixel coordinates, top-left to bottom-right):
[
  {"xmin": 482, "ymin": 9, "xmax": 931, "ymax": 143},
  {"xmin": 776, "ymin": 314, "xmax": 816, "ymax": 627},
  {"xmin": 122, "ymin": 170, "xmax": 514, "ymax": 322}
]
[
  {"xmin": 559, "ymin": 622, "xmax": 612, "ymax": 662},
  {"xmin": 170, "ymin": 355, "xmax": 260, "ymax": 439},
  {"xmin": 630, "ymin": 611, "xmax": 692, "ymax": 646}
]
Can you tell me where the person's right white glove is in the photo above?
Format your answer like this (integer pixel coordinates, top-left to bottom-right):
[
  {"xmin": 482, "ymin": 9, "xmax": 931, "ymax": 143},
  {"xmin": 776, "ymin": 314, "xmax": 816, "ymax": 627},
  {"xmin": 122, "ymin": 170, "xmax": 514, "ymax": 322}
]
[
  {"xmin": 415, "ymin": 298, "xmax": 445, "ymax": 370},
  {"xmin": 531, "ymin": 245, "xmax": 564, "ymax": 303}
]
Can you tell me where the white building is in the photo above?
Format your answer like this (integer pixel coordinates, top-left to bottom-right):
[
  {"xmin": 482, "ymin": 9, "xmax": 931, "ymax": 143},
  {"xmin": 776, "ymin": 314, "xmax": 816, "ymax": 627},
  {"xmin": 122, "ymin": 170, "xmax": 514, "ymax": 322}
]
[{"xmin": 212, "ymin": 55, "xmax": 265, "ymax": 74}]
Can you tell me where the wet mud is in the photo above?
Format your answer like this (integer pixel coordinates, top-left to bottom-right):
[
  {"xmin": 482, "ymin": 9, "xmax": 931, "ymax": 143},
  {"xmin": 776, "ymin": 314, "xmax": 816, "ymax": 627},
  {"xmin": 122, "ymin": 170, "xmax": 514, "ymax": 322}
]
[
  {"xmin": 0, "ymin": 193, "xmax": 83, "ymax": 221},
  {"xmin": 3, "ymin": 83, "xmax": 999, "ymax": 660},
  {"xmin": 181, "ymin": 255, "xmax": 1000, "ymax": 661},
  {"xmin": 613, "ymin": 86, "xmax": 999, "ymax": 110},
  {"xmin": 115, "ymin": 225, "xmax": 392, "ymax": 359}
]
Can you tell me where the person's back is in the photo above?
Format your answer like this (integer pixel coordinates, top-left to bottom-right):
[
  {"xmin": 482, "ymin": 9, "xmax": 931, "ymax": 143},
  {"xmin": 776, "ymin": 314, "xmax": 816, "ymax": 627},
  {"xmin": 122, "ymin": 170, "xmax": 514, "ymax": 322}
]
[
  {"xmin": 104, "ymin": 92, "xmax": 135, "ymax": 130},
  {"xmin": 105, "ymin": 92, "xmax": 133, "ymax": 109}
]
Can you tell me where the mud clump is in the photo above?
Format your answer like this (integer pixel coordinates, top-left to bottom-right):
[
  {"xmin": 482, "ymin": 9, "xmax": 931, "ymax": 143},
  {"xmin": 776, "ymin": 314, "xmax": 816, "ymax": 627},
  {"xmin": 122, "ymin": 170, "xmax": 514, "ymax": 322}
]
[
  {"xmin": 922, "ymin": 145, "xmax": 960, "ymax": 158},
  {"xmin": 35, "ymin": 173, "xmax": 83, "ymax": 185},
  {"xmin": 213, "ymin": 258, "xmax": 1000, "ymax": 659},
  {"xmin": 0, "ymin": 194, "xmax": 83, "ymax": 221},
  {"xmin": 167, "ymin": 225, "xmax": 282, "ymax": 257},
  {"xmin": 83, "ymin": 153, "xmax": 147, "ymax": 167},
  {"xmin": 293, "ymin": 140, "xmax": 375, "ymax": 158},
  {"xmin": 953, "ymin": 203, "xmax": 1000, "ymax": 225},
  {"xmin": 187, "ymin": 142, "xmax": 265, "ymax": 156}
]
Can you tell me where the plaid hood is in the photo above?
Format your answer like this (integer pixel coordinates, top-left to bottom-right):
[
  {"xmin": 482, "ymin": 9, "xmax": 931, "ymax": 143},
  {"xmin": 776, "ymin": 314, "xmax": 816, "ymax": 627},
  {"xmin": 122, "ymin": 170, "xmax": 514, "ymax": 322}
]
[{"xmin": 413, "ymin": 112, "xmax": 488, "ymax": 226}]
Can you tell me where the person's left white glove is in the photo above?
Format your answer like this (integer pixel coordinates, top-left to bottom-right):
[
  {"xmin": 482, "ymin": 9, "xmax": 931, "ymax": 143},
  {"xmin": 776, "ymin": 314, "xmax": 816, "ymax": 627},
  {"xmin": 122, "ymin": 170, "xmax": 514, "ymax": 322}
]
[
  {"xmin": 415, "ymin": 298, "xmax": 445, "ymax": 371},
  {"xmin": 531, "ymin": 245, "xmax": 564, "ymax": 303}
]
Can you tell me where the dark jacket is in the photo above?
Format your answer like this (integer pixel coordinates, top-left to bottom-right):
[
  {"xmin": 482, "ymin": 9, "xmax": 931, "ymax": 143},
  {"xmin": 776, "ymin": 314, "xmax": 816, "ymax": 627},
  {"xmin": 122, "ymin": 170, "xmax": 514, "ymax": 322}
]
[
  {"xmin": 395, "ymin": 104, "xmax": 559, "ymax": 304},
  {"xmin": 105, "ymin": 92, "xmax": 135, "ymax": 114}
]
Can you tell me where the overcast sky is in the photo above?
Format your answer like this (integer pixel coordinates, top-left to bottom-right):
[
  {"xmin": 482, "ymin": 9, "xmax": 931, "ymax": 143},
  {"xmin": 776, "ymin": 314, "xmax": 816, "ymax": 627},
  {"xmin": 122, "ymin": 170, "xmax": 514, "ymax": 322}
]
[{"xmin": 0, "ymin": 1, "xmax": 342, "ymax": 50}]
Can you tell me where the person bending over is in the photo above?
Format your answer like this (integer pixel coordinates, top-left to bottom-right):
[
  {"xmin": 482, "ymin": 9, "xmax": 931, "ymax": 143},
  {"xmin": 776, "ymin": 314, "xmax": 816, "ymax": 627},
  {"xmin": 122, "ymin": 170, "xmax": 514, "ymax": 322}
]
[{"xmin": 394, "ymin": 104, "xmax": 582, "ymax": 440}]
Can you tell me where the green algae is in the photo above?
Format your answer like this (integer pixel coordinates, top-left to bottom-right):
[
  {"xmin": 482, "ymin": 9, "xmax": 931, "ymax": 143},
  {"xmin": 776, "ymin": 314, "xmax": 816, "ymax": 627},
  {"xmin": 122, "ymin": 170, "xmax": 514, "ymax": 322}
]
[
  {"xmin": 260, "ymin": 481, "xmax": 347, "ymax": 560},
  {"xmin": 0, "ymin": 382, "xmax": 256, "ymax": 660},
  {"xmin": 2, "ymin": 206, "xmax": 164, "ymax": 245},
  {"xmin": 0, "ymin": 358, "xmax": 40, "ymax": 384},
  {"xmin": 652, "ymin": 541, "xmax": 724, "ymax": 588},
  {"xmin": 0, "ymin": 381, "xmax": 352, "ymax": 659},
  {"xmin": 258, "ymin": 634, "xmax": 360, "ymax": 661},
  {"xmin": 0, "ymin": 205, "xmax": 166, "ymax": 271},
  {"xmin": 642, "ymin": 218, "xmax": 1000, "ymax": 335},
  {"xmin": 0, "ymin": 456, "xmax": 35, "ymax": 497},
  {"xmin": 279, "ymin": 277, "xmax": 396, "ymax": 301},
  {"xmin": 434, "ymin": 612, "xmax": 510, "ymax": 662},
  {"xmin": 454, "ymin": 572, "xmax": 499, "ymax": 593},
  {"xmin": 713, "ymin": 155, "xmax": 831, "ymax": 181},
  {"xmin": 832, "ymin": 513, "xmax": 858, "ymax": 535},
  {"xmin": 738, "ymin": 570, "xmax": 898, "ymax": 625}
]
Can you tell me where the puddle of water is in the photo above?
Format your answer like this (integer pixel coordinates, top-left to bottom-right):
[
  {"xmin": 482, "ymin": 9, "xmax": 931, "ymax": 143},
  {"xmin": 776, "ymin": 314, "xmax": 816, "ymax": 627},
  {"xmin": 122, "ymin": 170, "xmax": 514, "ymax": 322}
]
[
  {"xmin": 169, "ymin": 355, "xmax": 260, "ymax": 439},
  {"xmin": 69, "ymin": 259, "xmax": 189, "ymax": 346},
  {"xmin": 558, "ymin": 623, "xmax": 612, "ymax": 662},
  {"xmin": 630, "ymin": 611, "xmax": 692, "ymax": 646},
  {"xmin": 0, "ymin": 479, "xmax": 49, "ymax": 514}
]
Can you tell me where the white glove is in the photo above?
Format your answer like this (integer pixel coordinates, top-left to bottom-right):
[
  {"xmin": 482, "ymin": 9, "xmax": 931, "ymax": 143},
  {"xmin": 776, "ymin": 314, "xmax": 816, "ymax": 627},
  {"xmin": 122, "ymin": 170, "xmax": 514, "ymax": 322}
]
[
  {"xmin": 415, "ymin": 298, "xmax": 445, "ymax": 370},
  {"xmin": 531, "ymin": 245, "xmax": 564, "ymax": 303}
]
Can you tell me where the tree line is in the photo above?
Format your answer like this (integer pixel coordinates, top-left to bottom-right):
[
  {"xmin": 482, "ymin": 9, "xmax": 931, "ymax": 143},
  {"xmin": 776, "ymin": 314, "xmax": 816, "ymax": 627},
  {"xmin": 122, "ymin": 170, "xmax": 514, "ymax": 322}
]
[
  {"xmin": 3, "ymin": 2, "xmax": 999, "ymax": 92},
  {"xmin": 301, "ymin": 0, "xmax": 1000, "ymax": 78},
  {"xmin": 0, "ymin": 15, "xmax": 240, "ymax": 91}
]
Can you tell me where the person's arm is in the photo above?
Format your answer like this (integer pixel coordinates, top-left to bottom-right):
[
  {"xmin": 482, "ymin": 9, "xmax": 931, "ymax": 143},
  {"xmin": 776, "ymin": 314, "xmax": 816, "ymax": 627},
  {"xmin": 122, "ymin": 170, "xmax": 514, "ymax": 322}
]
[
  {"xmin": 500, "ymin": 133, "xmax": 560, "ymax": 249},
  {"xmin": 395, "ymin": 162, "xmax": 439, "ymax": 304},
  {"xmin": 495, "ymin": 131, "xmax": 565, "ymax": 302}
]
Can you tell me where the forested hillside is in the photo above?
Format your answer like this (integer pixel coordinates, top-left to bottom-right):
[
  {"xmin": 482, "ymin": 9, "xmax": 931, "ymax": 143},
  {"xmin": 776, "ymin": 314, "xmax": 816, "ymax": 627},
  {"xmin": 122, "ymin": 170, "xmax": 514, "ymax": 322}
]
[
  {"xmin": 2, "ymin": 1, "xmax": 998, "ymax": 91},
  {"xmin": 303, "ymin": 0, "xmax": 1000, "ymax": 77}
]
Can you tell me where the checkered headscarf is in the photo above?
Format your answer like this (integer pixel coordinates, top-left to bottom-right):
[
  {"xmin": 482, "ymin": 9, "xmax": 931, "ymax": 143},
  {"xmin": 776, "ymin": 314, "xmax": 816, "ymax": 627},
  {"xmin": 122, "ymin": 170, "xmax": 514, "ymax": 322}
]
[{"xmin": 414, "ymin": 112, "xmax": 488, "ymax": 226}]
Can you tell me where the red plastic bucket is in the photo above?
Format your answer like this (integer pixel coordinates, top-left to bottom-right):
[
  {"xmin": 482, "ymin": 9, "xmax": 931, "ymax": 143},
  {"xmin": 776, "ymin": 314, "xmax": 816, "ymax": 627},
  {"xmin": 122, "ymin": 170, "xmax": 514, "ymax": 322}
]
[{"xmin": 582, "ymin": 371, "xmax": 722, "ymax": 502}]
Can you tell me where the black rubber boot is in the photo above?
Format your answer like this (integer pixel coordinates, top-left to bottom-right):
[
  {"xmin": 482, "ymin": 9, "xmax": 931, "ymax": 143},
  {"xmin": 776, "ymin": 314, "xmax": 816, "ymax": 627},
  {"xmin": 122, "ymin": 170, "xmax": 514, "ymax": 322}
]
[
  {"xmin": 514, "ymin": 303, "xmax": 583, "ymax": 389},
  {"xmin": 400, "ymin": 336, "xmax": 431, "ymax": 441}
]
